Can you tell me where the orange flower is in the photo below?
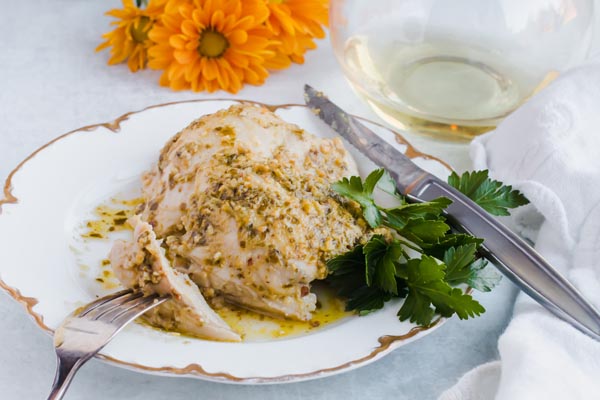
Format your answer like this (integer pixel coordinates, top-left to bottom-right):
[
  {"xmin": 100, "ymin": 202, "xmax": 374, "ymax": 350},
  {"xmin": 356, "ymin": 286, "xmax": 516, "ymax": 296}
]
[
  {"xmin": 264, "ymin": 0, "xmax": 329, "ymax": 69},
  {"xmin": 148, "ymin": 0, "xmax": 275, "ymax": 93},
  {"xmin": 96, "ymin": 0, "xmax": 165, "ymax": 72}
]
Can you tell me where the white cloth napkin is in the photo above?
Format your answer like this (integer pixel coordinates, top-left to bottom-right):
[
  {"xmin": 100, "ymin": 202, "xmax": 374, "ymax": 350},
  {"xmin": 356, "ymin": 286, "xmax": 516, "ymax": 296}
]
[{"xmin": 439, "ymin": 65, "xmax": 600, "ymax": 400}]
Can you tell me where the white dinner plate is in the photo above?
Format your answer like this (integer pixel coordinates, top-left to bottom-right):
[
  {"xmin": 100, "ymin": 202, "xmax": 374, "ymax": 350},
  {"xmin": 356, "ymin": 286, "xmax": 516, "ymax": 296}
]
[{"xmin": 0, "ymin": 99, "xmax": 452, "ymax": 384}]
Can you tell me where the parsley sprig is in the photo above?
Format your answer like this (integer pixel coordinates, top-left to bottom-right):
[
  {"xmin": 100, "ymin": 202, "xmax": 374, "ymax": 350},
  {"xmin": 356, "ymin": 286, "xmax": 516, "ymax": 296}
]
[
  {"xmin": 326, "ymin": 169, "xmax": 527, "ymax": 325},
  {"xmin": 448, "ymin": 170, "xmax": 528, "ymax": 216}
]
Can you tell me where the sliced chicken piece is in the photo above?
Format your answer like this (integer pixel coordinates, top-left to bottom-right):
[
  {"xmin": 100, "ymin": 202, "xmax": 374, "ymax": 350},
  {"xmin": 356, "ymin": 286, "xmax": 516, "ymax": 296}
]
[
  {"xmin": 109, "ymin": 215, "xmax": 240, "ymax": 341},
  {"xmin": 137, "ymin": 104, "xmax": 368, "ymax": 321}
]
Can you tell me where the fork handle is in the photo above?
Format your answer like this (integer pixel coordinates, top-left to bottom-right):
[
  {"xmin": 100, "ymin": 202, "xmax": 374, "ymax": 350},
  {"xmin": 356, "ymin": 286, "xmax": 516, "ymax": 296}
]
[
  {"xmin": 47, "ymin": 354, "xmax": 84, "ymax": 400},
  {"xmin": 411, "ymin": 176, "xmax": 600, "ymax": 341}
]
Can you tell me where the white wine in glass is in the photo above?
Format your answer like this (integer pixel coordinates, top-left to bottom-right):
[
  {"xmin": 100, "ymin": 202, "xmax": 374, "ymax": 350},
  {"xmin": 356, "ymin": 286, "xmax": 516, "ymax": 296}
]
[{"xmin": 330, "ymin": 0, "xmax": 594, "ymax": 141}]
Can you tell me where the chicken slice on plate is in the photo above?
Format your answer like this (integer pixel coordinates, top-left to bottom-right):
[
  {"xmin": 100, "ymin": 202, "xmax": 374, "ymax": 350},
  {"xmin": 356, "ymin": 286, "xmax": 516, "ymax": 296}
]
[
  {"xmin": 109, "ymin": 215, "xmax": 241, "ymax": 341},
  {"xmin": 138, "ymin": 104, "xmax": 369, "ymax": 322}
]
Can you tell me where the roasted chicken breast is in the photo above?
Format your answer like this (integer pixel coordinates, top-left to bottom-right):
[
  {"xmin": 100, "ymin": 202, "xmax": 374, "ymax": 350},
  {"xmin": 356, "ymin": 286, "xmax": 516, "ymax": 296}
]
[{"xmin": 110, "ymin": 104, "xmax": 368, "ymax": 337}]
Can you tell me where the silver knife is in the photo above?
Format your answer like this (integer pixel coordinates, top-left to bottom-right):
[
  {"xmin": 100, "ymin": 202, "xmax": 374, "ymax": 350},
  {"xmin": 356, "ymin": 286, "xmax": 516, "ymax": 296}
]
[{"xmin": 304, "ymin": 84, "xmax": 600, "ymax": 340}]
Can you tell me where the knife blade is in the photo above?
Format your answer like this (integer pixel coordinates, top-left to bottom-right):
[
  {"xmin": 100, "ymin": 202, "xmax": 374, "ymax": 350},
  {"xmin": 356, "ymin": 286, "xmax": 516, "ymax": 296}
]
[
  {"xmin": 304, "ymin": 85, "xmax": 429, "ymax": 194},
  {"xmin": 304, "ymin": 84, "xmax": 600, "ymax": 340}
]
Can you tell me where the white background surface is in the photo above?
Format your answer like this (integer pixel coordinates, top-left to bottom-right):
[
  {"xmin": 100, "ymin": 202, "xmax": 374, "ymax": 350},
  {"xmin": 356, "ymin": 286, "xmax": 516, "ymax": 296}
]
[{"xmin": 1, "ymin": 1, "xmax": 531, "ymax": 399}]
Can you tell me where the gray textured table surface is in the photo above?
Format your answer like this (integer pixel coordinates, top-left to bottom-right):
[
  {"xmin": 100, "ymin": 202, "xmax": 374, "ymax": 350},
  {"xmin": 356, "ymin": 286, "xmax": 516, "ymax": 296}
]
[{"xmin": 0, "ymin": 1, "xmax": 518, "ymax": 399}]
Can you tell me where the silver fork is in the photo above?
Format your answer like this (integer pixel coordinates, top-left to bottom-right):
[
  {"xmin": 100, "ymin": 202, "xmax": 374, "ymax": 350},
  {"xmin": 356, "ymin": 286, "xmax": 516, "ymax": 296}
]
[{"xmin": 47, "ymin": 289, "xmax": 169, "ymax": 400}]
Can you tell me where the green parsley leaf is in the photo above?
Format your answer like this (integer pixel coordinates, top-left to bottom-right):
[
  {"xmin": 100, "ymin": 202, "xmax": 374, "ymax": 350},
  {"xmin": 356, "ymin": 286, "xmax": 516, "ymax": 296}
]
[
  {"xmin": 332, "ymin": 170, "xmax": 385, "ymax": 227},
  {"xmin": 465, "ymin": 258, "xmax": 502, "ymax": 292},
  {"xmin": 384, "ymin": 198, "xmax": 452, "ymax": 228},
  {"xmin": 422, "ymin": 233, "xmax": 484, "ymax": 259},
  {"xmin": 426, "ymin": 286, "xmax": 486, "ymax": 320},
  {"xmin": 397, "ymin": 286, "xmax": 436, "ymax": 326},
  {"xmin": 396, "ymin": 218, "xmax": 450, "ymax": 246},
  {"xmin": 363, "ymin": 168, "xmax": 385, "ymax": 195},
  {"xmin": 364, "ymin": 235, "xmax": 405, "ymax": 294},
  {"xmin": 448, "ymin": 170, "xmax": 529, "ymax": 216},
  {"xmin": 377, "ymin": 170, "xmax": 402, "ymax": 198},
  {"xmin": 443, "ymin": 244, "xmax": 502, "ymax": 292},
  {"xmin": 326, "ymin": 244, "xmax": 365, "ymax": 276},
  {"xmin": 346, "ymin": 286, "xmax": 392, "ymax": 316},
  {"xmin": 396, "ymin": 256, "xmax": 485, "ymax": 325},
  {"xmin": 383, "ymin": 198, "xmax": 452, "ymax": 246},
  {"xmin": 326, "ymin": 245, "xmax": 396, "ymax": 315},
  {"xmin": 326, "ymin": 245, "xmax": 367, "ymax": 297},
  {"xmin": 444, "ymin": 244, "xmax": 478, "ymax": 281}
]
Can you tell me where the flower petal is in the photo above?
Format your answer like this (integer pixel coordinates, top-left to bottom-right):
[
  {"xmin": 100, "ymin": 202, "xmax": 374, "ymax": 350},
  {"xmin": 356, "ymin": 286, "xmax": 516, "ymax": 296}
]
[
  {"xmin": 181, "ymin": 20, "xmax": 199, "ymax": 37},
  {"xmin": 203, "ymin": 58, "xmax": 218, "ymax": 80},
  {"xmin": 169, "ymin": 34, "xmax": 188, "ymax": 50},
  {"xmin": 210, "ymin": 10, "xmax": 225, "ymax": 32},
  {"xmin": 174, "ymin": 49, "xmax": 196, "ymax": 64},
  {"xmin": 227, "ymin": 29, "xmax": 247, "ymax": 45}
]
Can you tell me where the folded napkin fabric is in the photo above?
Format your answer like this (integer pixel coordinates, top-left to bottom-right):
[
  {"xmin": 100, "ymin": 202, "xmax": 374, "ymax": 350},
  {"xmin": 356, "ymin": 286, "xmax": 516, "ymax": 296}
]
[{"xmin": 440, "ymin": 65, "xmax": 600, "ymax": 400}]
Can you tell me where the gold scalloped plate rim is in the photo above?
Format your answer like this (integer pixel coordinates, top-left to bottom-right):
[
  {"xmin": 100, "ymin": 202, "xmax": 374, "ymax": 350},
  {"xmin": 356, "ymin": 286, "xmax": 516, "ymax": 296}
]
[{"xmin": 0, "ymin": 99, "xmax": 451, "ymax": 384}]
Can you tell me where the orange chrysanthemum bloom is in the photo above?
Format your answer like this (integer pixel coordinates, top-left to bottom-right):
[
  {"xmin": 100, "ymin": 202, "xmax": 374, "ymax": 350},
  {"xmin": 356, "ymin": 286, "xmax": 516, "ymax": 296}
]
[
  {"xmin": 148, "ymin": 0, "xmax": 275, "ymax": 93},
  {"xmin": 96, "ymin": 0, "xmax": 165, "ymax": 72},
  {"xmin": 264, "ymin": 0, "xmax": 329, "ymax": 69}
]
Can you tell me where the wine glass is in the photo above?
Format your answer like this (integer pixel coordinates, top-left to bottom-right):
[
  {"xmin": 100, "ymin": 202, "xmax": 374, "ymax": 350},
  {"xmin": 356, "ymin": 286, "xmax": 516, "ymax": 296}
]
[{"xmin": 330, "ymin": 0, "xmax": 595, "ymax": 141}]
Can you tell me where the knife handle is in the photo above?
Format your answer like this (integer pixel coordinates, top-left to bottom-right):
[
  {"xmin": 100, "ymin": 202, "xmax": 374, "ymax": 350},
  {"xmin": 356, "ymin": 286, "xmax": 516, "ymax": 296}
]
[{"xmin": 411, "ymin": 177, "xmax": 600, "ymax": 341}]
